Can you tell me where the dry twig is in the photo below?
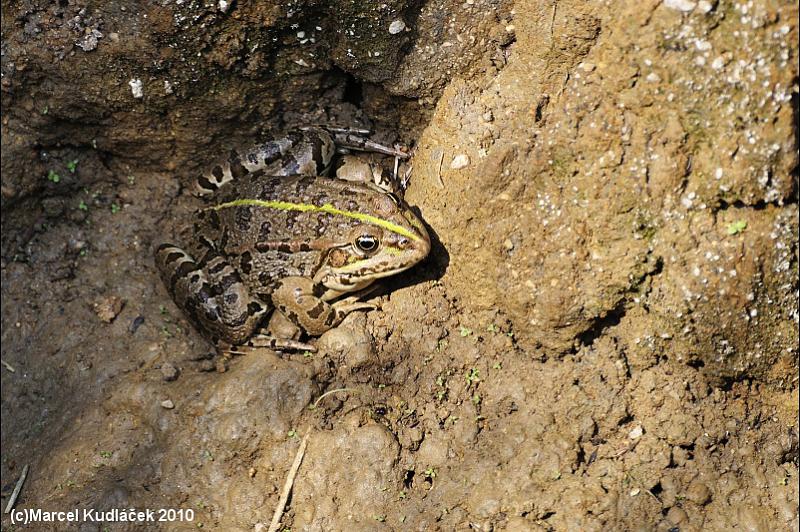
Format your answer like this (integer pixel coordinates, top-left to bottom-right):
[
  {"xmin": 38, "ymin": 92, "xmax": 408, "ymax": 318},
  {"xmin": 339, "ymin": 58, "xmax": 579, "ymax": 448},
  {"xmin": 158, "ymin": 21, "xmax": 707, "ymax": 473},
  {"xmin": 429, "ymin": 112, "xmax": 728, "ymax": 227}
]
[
  {"xmin": 268, "ymin": 431, "xmax": 309, "ymax": 532},
  {"xmin": 4, "ymin": 464, "xmax": 29, "ymax": 514}
]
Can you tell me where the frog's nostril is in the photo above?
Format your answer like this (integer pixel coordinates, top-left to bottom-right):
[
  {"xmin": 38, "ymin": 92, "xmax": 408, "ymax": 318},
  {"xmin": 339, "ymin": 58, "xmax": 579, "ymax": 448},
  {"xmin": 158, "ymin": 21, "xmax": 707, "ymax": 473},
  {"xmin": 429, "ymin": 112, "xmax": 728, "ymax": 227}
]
[{"xmin": 398, "ymin": 237, "xmax": 409, "ymax": 248}]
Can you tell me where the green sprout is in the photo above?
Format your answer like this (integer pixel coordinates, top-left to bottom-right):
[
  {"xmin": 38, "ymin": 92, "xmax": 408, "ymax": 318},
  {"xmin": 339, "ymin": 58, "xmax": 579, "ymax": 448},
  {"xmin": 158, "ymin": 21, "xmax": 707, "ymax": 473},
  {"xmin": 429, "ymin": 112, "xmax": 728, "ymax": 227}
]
[
  {"xmin": 727, "ymin": 220, "xmax": 747, "ymax": 235},
  {"xmin": 466, "ymin": 368, "xmax": 480, "ymax": 385},
  {"xmin": 47, "ymin": 170, "xmax": 61, "ymax": 183},
  {"xmin": 66, "ymin": 159, "xmax": 79, "ymax": 173}
]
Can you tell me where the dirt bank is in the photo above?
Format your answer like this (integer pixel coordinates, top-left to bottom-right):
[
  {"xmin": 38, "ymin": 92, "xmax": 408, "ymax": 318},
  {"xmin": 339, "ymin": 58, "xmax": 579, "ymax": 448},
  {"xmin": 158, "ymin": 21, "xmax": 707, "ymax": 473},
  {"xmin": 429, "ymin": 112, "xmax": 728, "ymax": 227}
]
[{"xmin": 2, "ymin": 0, "xmax": 797, "ymax": 530}]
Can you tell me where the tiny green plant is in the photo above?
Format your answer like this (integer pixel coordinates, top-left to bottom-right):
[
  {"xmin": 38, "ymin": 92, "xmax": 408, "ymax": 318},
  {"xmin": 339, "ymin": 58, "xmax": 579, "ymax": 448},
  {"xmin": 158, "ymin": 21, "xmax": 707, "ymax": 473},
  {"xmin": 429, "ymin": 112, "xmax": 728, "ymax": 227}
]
[
  {"xmin": 492, "ymin": 362, "xmax": 502, "ymax": 370},
  {"xmin": 727, "ymin": 220, "xmax": 747, "ymax": 235},
  {"xmin": 466, "ymin": 368, "xmax": 480, "ymax": 385},
  {"xmin": 78, "ymin": 200, "xmax": 89, "ymax": 211},
  {"xmin": 287, "ymin": 429, "xmax": 298, "ymax": 439},
  {"xmin": 66, "ymin": 159, "xmax": 79, "ymax": 173},
  {"xmin": 99, "ymin": 451, "xmax": 112, "ymax": 458},
  {"xmin": 423, "ymin": 467, "xmax": 437, "ymax": 480},
  {"xmin": 47, "ymin": 170, "xmax": 61, "ymax": 183},
  {"xmin": 459, "ymin": 326, "xmax": 473, "ymax": 337},
  {"xmin": 111, "ymin": 203, "xmax": 121, "ymax": 214}
]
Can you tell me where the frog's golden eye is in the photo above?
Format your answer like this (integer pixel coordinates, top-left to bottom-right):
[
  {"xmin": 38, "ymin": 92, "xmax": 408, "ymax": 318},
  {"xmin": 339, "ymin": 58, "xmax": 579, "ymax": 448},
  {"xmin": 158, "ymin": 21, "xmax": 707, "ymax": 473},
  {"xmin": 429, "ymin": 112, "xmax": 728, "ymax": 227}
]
[{"xmin": 355, "ymin": 235, "xmax": 380, "ymax": 253}]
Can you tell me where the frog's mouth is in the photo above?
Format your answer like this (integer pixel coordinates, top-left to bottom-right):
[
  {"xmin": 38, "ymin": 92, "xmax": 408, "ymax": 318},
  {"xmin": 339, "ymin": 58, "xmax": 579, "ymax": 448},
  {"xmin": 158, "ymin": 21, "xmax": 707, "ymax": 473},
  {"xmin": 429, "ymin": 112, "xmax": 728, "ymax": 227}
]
[{"xmin": 315, "ymin": 259, "xmax": 421, "ymax": 292}]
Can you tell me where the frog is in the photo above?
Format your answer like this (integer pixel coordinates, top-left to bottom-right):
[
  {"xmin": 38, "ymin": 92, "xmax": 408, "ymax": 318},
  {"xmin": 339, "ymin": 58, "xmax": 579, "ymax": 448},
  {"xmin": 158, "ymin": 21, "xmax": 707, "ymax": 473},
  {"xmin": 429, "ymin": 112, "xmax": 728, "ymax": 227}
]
[{"xmin": 155, "ymin": 126, "xmax": 430, "ymax": 353}]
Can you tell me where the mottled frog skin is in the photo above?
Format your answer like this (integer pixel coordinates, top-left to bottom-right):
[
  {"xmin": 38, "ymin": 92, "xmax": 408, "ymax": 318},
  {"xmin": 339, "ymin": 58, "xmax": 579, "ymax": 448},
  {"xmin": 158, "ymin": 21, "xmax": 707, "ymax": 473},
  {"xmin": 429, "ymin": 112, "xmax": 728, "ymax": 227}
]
[{"xmin": 156, "ymin": 127, "xmax": 430, "ymax": 352}]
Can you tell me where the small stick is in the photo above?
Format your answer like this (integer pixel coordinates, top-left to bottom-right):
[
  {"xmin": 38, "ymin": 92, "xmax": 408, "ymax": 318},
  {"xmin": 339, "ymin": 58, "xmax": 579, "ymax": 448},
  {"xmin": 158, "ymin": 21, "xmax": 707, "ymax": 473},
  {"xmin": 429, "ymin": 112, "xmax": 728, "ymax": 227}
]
[
  {"xmin": 310, "ymin": 388, "xmax": 357, "ymax": 411},
  {"xmin": 1, "ymin": 358, "xmax": 16, "ymax": 373},
  {"xmin": 268, "ymin": 431, "xmax": 309, "ymax": 532},
  {"xmin": 4, "ymin": 464, "xmax": 29, "ymax": 513},
  {"xmin": 435, "ymin": 151, "xmax": 445, "ymax": 189}
]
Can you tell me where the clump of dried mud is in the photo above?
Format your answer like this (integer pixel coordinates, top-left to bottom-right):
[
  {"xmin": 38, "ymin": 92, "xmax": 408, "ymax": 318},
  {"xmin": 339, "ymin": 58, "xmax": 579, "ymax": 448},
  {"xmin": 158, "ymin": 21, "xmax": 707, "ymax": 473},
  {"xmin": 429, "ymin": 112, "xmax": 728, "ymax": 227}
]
[{"xmin": 2, "ymin": 0, "xmax": 797, "ymax": 530}]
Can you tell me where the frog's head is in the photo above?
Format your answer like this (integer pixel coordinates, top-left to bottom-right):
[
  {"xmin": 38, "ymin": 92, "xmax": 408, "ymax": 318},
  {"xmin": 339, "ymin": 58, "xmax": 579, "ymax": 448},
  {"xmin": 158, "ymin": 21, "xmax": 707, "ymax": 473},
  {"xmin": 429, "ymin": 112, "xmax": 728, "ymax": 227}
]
[{"xmin": 314, "ymin": 192, "xmax": 431, "ymax": 292}]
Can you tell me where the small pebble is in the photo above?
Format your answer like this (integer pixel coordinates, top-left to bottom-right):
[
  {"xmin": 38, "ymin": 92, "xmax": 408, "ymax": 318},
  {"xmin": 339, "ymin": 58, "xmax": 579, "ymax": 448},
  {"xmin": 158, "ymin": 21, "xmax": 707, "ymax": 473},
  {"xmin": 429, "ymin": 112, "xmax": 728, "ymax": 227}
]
[
  {"xmin": 664, "ymin": 0, "xmax": 696, "ymax": 11},
  {"xmin": 697, "ymin": 0, "xmax": 714, "ymax": 13},
  {"xmin": 666, "ymin": 506, "xmax": 688, "ymax": 525},
  {"xmin": 161, "ymin": 362, "xmax": 180, "ymax": 382},
  {"xmin": 686, "ymin": 480, "xmax": 712, "ymax": 505},
  {"xmin": 128, "ymin": 78, "xmax": 143, "ymax": 99},
  {"xmin": 248, "ymin": 467, "xmax": 256, "ymax": 478},
  {"xmin": 628, "ymin": 425, "xmax": 643, "ymax": 439},
  {"xmin": 128, "ymin": 315, "xmax": 145, "ymax": 334},
  {"xmin": 450, "ymin": 154, "xmax": 470, "ymax": 169},
  {"xmin": 161, "ymin": 399, "xmax": 175, "ymax": 409},
  {"xmin": 198, "ymin": 359, "xmax": 216, "ymax": 372},
  {"xmin": 388, "ymin": 20, "xmax": 406, "ymax": 34}
]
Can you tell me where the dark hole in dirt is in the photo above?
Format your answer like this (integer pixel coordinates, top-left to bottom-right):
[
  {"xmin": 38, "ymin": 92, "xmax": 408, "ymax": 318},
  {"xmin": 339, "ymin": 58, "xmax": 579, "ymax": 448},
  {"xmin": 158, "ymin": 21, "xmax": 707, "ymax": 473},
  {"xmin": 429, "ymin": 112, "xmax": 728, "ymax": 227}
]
[
  {"xmin": 403, "ymin": 469, "xmax": 415, "ymax": 489},
  {"xmin": 687, "ymin": 358, "xmax": 705, "ymax": 369},
  {"xmin": 650, "ymin": 481, "xmax": 663, "ymax": 496},
  {"xmin": 576, "ymin": 300, "xmax": 626, "ymax": 349},
  {"xmin": 341, "ymin": 71, "xmax": 364, "ymax": 107}
]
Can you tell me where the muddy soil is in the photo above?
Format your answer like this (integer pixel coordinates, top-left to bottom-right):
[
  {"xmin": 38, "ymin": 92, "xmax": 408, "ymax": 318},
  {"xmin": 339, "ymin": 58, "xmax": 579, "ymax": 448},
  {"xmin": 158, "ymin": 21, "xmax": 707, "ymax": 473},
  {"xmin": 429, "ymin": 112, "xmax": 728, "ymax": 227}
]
[{"xmin": 2, "ymin": 0, "xmax": 798, "ymax": 531}]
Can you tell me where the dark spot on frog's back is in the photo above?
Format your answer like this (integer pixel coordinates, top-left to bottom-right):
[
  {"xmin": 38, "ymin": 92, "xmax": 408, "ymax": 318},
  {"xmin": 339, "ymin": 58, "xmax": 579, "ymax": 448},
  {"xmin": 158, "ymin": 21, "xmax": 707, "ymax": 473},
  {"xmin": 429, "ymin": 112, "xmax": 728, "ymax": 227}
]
[
  {"xmin": 240, "ymin": 251, "xmax": 253, "ymax": 274},
  {"xmin": 258, "ymin": 220, "xmax": 272, "ymax": 241},
  {"xmin": 235, "ymin": 206, "xmax": 253, "ymax": 231},
  {"xmin": 224, "ymin": 292, "xmax": 239, "ymax": 305},
  {"xmin": 227, "ymin": 150, "xmax": 248, "ymax": 179},
  {"xmin": 284, "ymin": 210, "xmax": 300, "ymax": 229},
  {"xmin": 294, "ymin": 176, "xmax": 315, "ymax": 196},
  {"xmin": 260, "ymin": 180, "xmax": 278, "ymax": 198},
  {"xmin": 208, "ymin": 210, "xmax": 221, "ymax": 229}
]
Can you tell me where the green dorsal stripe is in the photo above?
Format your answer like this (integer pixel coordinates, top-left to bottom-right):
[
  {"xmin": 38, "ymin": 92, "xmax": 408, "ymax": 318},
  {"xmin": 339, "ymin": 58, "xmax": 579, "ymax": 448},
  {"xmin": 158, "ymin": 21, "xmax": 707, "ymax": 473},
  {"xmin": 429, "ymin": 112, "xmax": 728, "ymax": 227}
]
[{"xmin": 210, "ymin": 199, "xmax": 421, "ymax": 241}]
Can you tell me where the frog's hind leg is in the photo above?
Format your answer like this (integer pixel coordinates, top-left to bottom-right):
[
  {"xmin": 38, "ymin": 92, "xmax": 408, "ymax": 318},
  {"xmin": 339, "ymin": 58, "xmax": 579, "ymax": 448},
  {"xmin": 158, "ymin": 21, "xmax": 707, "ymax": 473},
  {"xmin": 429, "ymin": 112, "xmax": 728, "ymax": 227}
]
[
  {"xmin": 155, "ymin": 243, "xmax": 269, "ymax": 345},
  {"xmin": 194, "ymin": 129, "xmax": 338, "ymax": 195}
]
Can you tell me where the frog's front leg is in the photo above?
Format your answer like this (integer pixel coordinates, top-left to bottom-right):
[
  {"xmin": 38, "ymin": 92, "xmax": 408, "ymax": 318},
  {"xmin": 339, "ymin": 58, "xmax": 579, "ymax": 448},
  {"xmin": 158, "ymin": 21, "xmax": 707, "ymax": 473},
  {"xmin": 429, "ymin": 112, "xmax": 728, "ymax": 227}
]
[
  {"xmin": 155, "ymin": 243, "xmax": 269, "ymax": 345},
  {"xmin": 271, "ymin": 276, "xmax": 376, "ymax": 336}
]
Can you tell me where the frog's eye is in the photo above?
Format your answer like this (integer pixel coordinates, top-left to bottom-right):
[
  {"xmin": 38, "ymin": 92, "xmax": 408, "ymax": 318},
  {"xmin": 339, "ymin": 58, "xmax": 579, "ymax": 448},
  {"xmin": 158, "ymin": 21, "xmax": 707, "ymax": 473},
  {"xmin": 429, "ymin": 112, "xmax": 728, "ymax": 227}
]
[{"xmin": 355, "ymin": 235, "xmax": 379, "ymax": 253}]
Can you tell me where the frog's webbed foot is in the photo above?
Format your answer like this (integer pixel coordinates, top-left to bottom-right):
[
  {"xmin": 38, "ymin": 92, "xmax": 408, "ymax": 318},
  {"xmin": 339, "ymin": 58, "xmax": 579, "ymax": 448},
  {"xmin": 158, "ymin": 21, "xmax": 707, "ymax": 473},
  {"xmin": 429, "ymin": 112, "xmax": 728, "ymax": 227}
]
[
  {"xmin": 300, "ymin": 125, "xmax": 409, "ymax": 159},
  {"xmin": 218, "ymin": 336, "xmax": 317, "ymax": 354},
  {"xmin": 271, "ymin": 277, "xmax": 380, "ymax": 336}
]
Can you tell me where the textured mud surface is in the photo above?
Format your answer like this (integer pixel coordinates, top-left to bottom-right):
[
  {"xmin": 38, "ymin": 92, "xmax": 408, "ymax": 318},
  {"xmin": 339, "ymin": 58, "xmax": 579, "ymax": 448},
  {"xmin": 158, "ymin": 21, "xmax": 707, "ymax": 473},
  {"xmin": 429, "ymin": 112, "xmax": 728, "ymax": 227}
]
[{"xmin": 2, "ymin": 0, "xmax": 798, "ymax": 530}]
